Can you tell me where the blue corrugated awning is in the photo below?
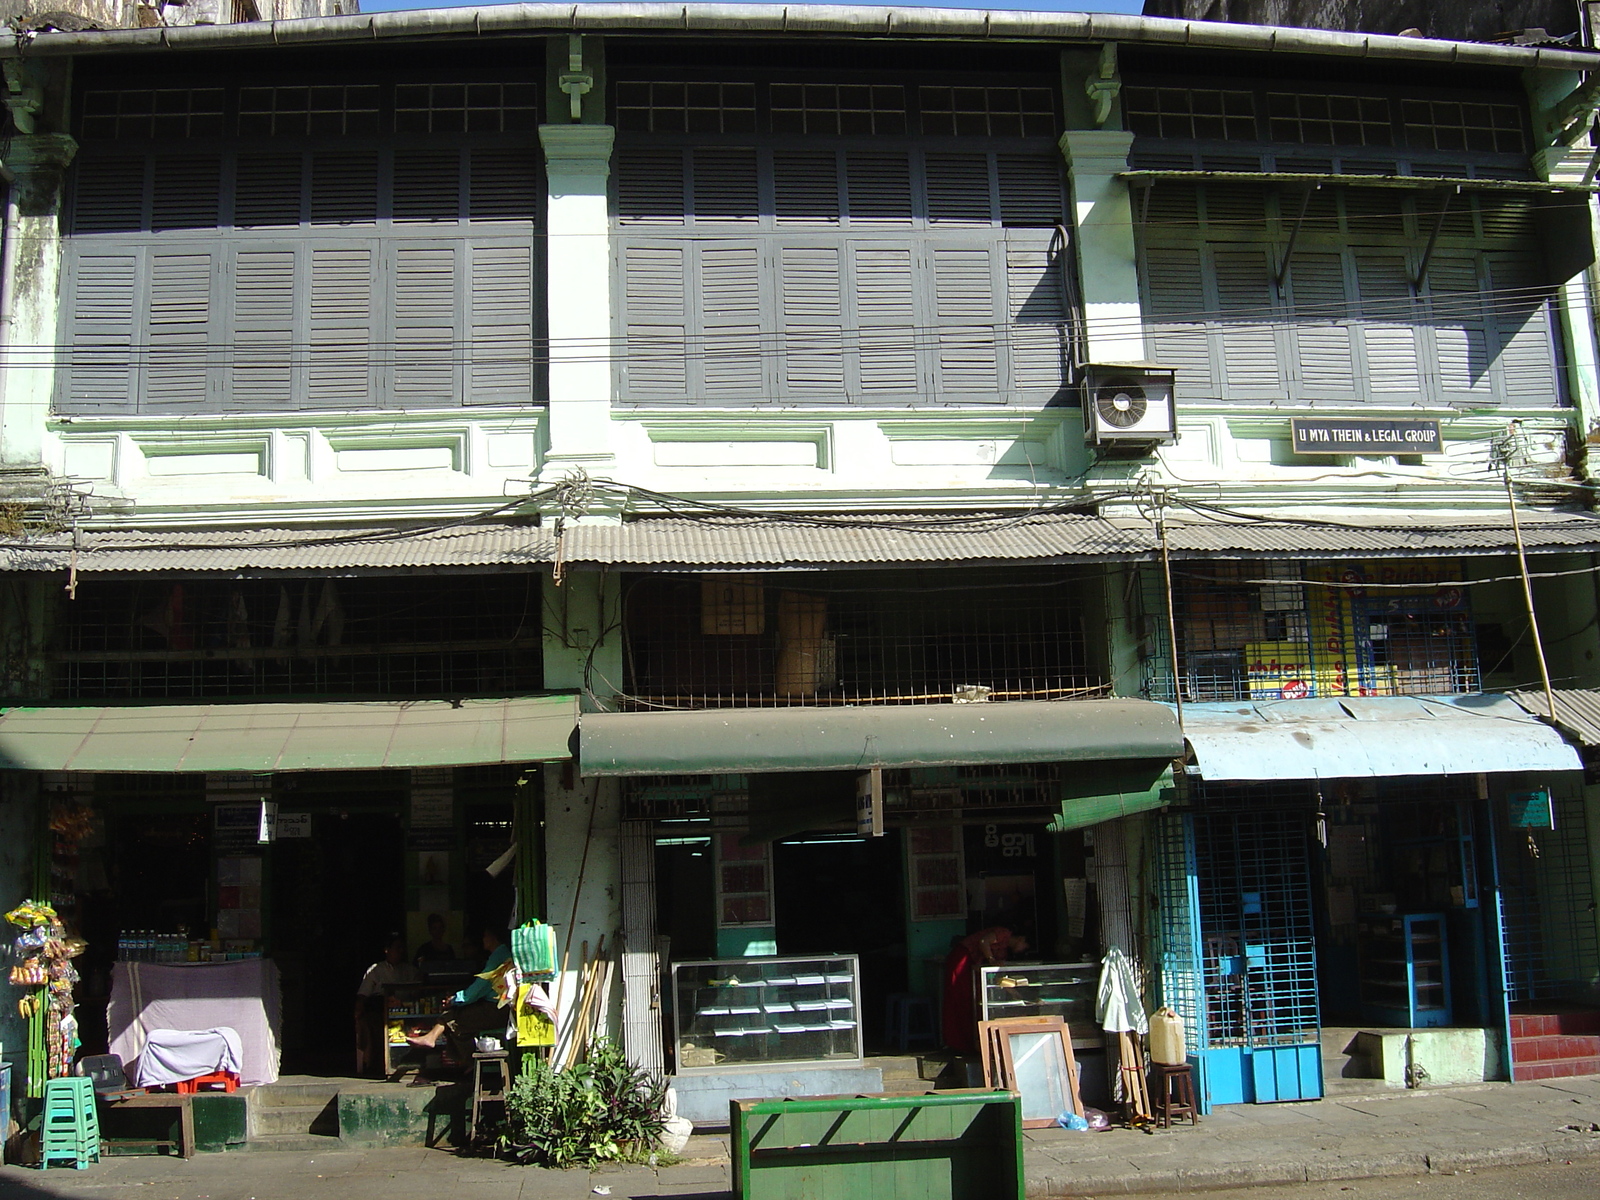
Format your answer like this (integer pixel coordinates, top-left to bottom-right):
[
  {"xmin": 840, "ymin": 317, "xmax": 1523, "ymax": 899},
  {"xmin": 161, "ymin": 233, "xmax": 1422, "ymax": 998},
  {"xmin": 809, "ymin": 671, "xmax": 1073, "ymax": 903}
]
[{"xmin": 1173, "ymin": 695, "xmax": 1582, "ymax": 782}]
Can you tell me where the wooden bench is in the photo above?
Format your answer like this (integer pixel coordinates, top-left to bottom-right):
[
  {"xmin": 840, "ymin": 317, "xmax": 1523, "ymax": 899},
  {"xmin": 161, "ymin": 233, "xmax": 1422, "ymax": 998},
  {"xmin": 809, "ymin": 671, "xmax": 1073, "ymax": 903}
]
[{"xmin": 97, "ymin": 1091, "xmax": 194, "ymax": 1159}]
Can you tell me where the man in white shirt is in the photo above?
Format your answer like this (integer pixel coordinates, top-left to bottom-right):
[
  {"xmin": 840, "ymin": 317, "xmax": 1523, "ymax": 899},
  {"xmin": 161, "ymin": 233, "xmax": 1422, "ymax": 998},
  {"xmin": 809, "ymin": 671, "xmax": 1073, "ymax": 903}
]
[{"xmin": 355, "ymin": 935, "xmax": 419, "ymax": 1076}]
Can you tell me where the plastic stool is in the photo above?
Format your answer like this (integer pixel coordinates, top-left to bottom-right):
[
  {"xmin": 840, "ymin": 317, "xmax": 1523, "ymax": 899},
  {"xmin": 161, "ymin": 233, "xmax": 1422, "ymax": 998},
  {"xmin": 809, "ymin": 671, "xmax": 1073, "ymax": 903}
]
[
  {"xmin": 1150, "ymin": 1062, "xmax": 1199, "ymax": 1128},
  {"xmin": 884, "ymin": 993, "xmax": 938, "ymax": 1052},
  {"xmin": 41, "ymin": 1077, "xmax": 100, "ymax": 1170},
  {"xmin": 175, "ymin": 1071, "xmax": 239, "ymax": 1094},
  {"xmin": 468, "ymin": 1050, "xmax": 513, "ymax": 1141}
]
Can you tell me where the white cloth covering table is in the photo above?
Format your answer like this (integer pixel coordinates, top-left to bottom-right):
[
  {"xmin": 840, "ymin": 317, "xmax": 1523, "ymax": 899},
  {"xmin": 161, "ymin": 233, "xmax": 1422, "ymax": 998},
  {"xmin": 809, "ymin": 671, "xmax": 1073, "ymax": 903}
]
[{"xmin": 108, "ymin": 960, "xmax": 281, "ymax": 1087}]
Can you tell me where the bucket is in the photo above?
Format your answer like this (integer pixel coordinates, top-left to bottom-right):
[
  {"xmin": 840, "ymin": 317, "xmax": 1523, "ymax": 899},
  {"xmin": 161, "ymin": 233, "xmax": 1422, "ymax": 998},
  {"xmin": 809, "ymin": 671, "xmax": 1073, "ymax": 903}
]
[{"xmin": 1149, "ymin": 1007, "xmax": 1186, "ymax": 1065}]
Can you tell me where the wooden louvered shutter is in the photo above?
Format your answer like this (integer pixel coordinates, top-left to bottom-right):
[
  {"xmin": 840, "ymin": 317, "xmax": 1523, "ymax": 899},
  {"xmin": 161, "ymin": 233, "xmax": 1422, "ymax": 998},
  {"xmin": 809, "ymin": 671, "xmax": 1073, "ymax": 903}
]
[
  {"xmin": 1210, "ymin": 246, "xmax": 1282, "ymax": 398},
  {"xmin": 1426, "ymin": 253, "xmax": 1494, "ymax": 403},
  {"xmin": 70, "ymin": 157, "xmax": 145, "ymax": 233},
  {"xmin": 392, "ymin": 244, "xmax": 461, "ymax": 405},
  {"xmin": 468, "ymin": 148, "xmax": 540, "ymax": 222},
  {"xmin": 845, "ymin": 152, "xmax": 914, "ymax": 224},
  {"xmin": 307, "ymin": 246, "xmax": 376, "ymax": 408},
  {"xmin": 622, "ymin": 245, "xmax": 689, "ymax": 397},
  {"xmin": 144, "ymin": 249, "xmax": 217, "ymax": 409},
  {"xmin": 852, "ymin": 246, "xmax": 919, "ymax": 397},
  {"xmin": 1350, "ymin": 250, "xmax": 1422, "ymax": 400},
  {"xmin": 931, "ymin": 246, "xmax": 1002, "ymax": 400},
  {"xmin": 152, "ymin": 157, "xmax": 222, "ymax": 232},
  {"xmin": 925, "ymin": 153, "xmax": 994, "ymax": 225},
  {"xmin": 779, "ymin": 246, "xmax": 846, "ymax": 396},
  {"xmin": 394, "ymin": 150, "xmax": 463, "ymax": 223},
  {"xmin": 1285, "ymin": 252, "xmax": 1357, "ymax": 400},
  {"xmin": 699, "ymin": 244, "xmax": 765, "ymax": 399},
  {"xmin": 235, "ymin": 155, "xmax": 304, "ymax": 227},
  {"xmin": 774, "ymin": 151, "xmax": 841, "ymax": 225},
  {"xmin": 616, "ymin": 148, "xmax": 686, "ymax": 225},
  {"xmin": 1007, "ymin": 244, "xmax": 1066, "ymax": 399},
  {"xmin": 468, "ymin": 244, "xmax": 534, "ymax": 404},
  {"xmin": 996, "ymin": 154, "xmax": 1065, "ymax": 228},
  {"xmin": 231, "ymin": 248, "xmax": 297, "ymax": 409},
  {"xmin": 692, "ymin": 148, "xmax": 760, "ymax": 222},
  {"xmin": 1143, "ymin": 246, "xmax": 1215, "ymax": 399},
  {"xmin": 1485, "ymin": 251, "xmax": 1561, "ymax": 405},
  {"xmin": 62, "ymin": 252, "xmax": 138, "ymax": 413},
  {"xmin": 311, "ymin": 153, "xmax": 379, "ymax": 225}
]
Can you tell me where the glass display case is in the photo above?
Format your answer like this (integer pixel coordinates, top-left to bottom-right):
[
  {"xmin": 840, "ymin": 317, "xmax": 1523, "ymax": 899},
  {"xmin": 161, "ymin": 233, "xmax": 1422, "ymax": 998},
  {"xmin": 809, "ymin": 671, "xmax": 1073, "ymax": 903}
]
[
  {"xmin": 980, "ymin": 962, "xmax": 1100, "ymax": 1049},
  {"xmin": 671, "ymin": 954, "xmax": 863, "ymax": 1074}
]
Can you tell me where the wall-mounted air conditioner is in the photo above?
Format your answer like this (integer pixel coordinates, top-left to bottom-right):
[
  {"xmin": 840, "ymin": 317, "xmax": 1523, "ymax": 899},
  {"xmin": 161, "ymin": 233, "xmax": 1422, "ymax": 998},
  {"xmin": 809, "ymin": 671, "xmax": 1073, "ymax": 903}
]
[{"xmin": 1083, "ymin": 364, "xmax": 1178, "ymax": 452}]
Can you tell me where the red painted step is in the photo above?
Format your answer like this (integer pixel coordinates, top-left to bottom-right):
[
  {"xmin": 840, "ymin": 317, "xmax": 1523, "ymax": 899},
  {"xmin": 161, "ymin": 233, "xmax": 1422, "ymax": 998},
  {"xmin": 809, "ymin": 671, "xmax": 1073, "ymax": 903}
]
[
  {"xmin": 1510, "ymin": 1010, "xmax": 1600, "ymax": 1039},
  {"xmin": 1510, "ymin": 1033, "xmax": 1600, "ymax": 1064},
  {"xmin": 1515, "ymin": 1056, "xmax": 1600, "ymax": 1081}
]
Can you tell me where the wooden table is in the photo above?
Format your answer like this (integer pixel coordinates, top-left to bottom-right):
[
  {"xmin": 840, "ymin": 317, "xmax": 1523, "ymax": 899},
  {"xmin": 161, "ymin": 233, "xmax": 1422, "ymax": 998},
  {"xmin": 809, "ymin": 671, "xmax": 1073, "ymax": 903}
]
[{"xmin": 97, "ymin": 1092, "xmax": 194, "ymax": 1159}]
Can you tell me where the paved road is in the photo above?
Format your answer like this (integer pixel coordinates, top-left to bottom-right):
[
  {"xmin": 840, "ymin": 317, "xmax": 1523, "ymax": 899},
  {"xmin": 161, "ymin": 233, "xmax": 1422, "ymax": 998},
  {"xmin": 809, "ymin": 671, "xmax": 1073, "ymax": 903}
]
[{"xmin": 1112, "ymin": 1157, "xmax": 1600, "ymax": 1200}]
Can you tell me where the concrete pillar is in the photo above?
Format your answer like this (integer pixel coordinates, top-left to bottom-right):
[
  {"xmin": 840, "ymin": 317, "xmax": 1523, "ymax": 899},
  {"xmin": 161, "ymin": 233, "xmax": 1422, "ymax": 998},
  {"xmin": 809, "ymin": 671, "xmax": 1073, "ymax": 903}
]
[
  {"xmin": 1058, "ymin": 130, "xmax": 1145, "ymax": 364},
  {"xmin": 538, "ymin": 124, "xmax": 616, "ymax": 480},
  {"xmin": 541, "ymin": 569, "xmax": 623, "ymax": 710},
  {"xmin": 0, "ymin": 133, "xmax": 76, "ymax": 466},
  {"xmin": 544, "ymin": 769, "xmax": 623, "ymax": 1048}
]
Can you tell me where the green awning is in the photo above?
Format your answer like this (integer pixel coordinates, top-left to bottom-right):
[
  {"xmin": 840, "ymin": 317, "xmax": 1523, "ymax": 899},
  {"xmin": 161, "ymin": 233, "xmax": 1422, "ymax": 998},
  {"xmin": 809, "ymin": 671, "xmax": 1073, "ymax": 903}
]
[
  {"xmin": 578, "ymin": 699, "xmax": 1182, "ymax": 776},
  {"xmin": 0, "ymin": 695, "xmax": 579, "ymax": 773},
  {"xmin": 1047, "ymin": 762, "xmax": 1176, "ymax": 833}
]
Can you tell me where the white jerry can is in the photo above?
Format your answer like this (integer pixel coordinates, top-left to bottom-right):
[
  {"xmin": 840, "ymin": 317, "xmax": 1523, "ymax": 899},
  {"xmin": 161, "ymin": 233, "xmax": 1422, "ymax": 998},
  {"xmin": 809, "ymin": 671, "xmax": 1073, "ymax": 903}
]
[{"xmin": 1149, "ymin": 1006, "xmax": 1187, "ymax": 1065}]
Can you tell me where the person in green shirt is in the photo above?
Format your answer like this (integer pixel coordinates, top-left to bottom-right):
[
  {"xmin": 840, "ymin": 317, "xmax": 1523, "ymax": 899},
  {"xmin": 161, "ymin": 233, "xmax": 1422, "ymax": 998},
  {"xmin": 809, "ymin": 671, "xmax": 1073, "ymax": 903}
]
[{"xmin": 405, "ymin": 926, "xmax": 513, "ymax": 1060}]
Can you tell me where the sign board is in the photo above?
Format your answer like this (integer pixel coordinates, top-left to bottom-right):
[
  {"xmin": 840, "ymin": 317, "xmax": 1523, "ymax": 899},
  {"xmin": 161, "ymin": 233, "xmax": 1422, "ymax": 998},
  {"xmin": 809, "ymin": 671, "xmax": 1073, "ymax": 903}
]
[
  {"xmin": 276, "ymin": 811, "xmax": 312, "ymax": 840},
  {"xmin": 1290, "ymin": 418, "xmax": 1442, "ymax": 456},
  {"xmin": 257, "ymin": 801, "xmax": 278, "ymax": 844},
  {"xmin": 1507, "ymin": 789, "xmax": 1554, "ymax": 829},
  {"xmin": 856, "ymin": 768, "xmax": 885, "ymax": 838}
]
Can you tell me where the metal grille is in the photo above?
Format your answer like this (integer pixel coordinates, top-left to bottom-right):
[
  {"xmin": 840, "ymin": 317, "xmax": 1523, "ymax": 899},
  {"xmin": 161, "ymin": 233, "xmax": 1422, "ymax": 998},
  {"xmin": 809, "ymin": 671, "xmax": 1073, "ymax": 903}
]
[
  {"xmin": 49, "ymin": 574, "xmax": 542, "ymax": 700},
  {"xmin": 621, "ymin": 569, "xmax": 1101, "ymax": 709},
  {"xmin": 1157, "ymin": 561, "xmax": 1481, "ymax": 703},
  {"xmin": 1191, "ymin": 786, "xmax": 1321, "ymax": 1049},
  {"xmin": 1153, "ymin": 810, "xmax": 1207, "ymax": 1051},
  {"xmin": 1495, "ymin": 789, "xmax": 1600, "ymax": 1003}
]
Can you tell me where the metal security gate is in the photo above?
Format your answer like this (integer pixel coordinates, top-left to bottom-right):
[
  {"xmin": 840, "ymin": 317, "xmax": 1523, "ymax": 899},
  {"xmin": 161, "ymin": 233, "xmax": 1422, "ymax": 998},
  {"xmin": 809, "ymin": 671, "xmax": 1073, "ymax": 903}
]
[
  {"xmin": 1492, "ymin": 789, "xmax": 1599, "ymax": 1005},
  {"xmin": 1155, "ymin": 794, "xmax": 1323, "ymax": 1105}
]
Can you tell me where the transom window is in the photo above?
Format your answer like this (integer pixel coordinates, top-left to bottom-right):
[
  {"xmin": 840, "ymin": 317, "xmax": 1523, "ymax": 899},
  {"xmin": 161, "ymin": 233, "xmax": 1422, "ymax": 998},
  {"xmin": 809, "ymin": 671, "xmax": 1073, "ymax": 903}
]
[
  {"xmin": 237, "ymin": 85, "xmax": 383, "ymax": 137},
  {"xmin": 769, "ymin": 83, "xmax": 907, "ymax": 135},
  {"xmin": 1266, "ymin": 93, "xmax": 1392, "ymax": 147},
  {"xmin": 1401, "ymin": 99, "xmax": 1525, "ymax": 154},
  {"xmin": 1125, "ymin": 87, "xmax": 1257, "ymax": 141},
  {"xmin": 80, "ymin": 88, "xmax": 227, "ymax": 139}
]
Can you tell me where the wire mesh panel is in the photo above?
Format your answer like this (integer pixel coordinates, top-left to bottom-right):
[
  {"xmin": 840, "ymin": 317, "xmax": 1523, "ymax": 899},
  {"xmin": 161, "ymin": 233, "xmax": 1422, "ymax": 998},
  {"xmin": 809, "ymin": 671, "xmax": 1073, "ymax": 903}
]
[
  {"xmin": 1152, "ymin": 810, "xmax": 1207, "ymax": 1051},
  {"xmin": 1148, "ymin": 560, "xmax": 1481, "ymax": 703},
  {"xmin": 1495, "ymin": 789, "xmax": 1600, "ymax": 1004},
  {"xmin": 1190, "ymin": 787, "xmax": 1320, "ymax": 1049},
  {"xmin": 622, "ymin": 568, "xmax": 1102, "ymax": 708}
]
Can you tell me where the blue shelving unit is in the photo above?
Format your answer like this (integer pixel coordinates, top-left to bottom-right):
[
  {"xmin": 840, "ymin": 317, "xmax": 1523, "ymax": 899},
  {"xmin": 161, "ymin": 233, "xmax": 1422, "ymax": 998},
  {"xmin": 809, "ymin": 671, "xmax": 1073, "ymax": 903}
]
[{"xmin": 1360, "ymin": 913, "xmax": 1451, "ymax": 1029}]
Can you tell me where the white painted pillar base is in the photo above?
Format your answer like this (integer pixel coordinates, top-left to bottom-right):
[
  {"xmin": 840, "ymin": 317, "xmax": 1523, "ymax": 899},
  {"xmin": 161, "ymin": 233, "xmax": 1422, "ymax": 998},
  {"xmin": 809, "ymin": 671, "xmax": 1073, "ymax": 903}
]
[{"xmin": 1058, "ymin": 130, "xmax": 1146, "ymax": 365}]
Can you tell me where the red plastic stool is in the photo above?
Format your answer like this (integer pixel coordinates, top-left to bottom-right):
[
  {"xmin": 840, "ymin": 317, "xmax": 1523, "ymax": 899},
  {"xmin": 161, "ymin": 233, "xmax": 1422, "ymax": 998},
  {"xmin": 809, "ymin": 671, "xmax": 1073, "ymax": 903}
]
[{"xmin": 175, "ymin": 1070, "xmax": 239, "ymax": 1094}]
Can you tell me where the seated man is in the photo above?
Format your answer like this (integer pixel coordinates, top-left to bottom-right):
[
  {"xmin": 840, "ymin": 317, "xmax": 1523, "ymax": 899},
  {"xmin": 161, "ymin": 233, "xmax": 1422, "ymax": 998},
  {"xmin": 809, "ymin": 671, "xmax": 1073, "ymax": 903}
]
[
  {"xmin": 404, "ymin": 925, "xmax": 512, "ymax": 1063},
  {"xmin": 354, "ymin": 934, "xmax": 419, "ymax": 1077},
  {"xmin": 413, "ymin": 913, "xmax": 455, "ymax": 972}
]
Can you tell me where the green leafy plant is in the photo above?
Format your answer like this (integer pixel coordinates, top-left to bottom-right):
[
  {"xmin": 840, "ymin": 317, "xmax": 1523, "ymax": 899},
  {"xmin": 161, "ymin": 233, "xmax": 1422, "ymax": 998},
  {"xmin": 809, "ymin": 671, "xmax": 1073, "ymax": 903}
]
[{"xmin": 500, "ymin": 1039, "xmax": 668, "ymax": 1168}]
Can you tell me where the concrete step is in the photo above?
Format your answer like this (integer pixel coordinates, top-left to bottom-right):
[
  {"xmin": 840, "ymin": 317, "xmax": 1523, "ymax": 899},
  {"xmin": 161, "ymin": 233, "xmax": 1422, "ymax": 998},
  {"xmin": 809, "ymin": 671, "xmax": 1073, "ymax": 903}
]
[
  {"xmin": 242, "ymin": 1133, "xmax": 346, "ymax": 1153},
  {"xmin": 250, "ymin": 1102, "xmax": 339, "ymax": 1138},
  {"xmin": 1510, "ymin": 1033, "xmax": 1600, "ymax": 1064},
  {"xmin": 251, "ymin": 1083, "xmax": 343, "ymax": 1107},
  {"xmin": 1511, "ymin": 1010, "xmax": 1600, "ymax": 1039}
]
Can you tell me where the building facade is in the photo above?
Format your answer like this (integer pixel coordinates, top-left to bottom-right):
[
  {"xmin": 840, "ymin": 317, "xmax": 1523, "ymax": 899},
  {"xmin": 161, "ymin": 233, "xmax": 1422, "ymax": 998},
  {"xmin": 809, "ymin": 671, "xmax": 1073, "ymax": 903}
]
[{"xmin": 0, "ymin": 5, "xmax": 1598, "ymax": 1126}]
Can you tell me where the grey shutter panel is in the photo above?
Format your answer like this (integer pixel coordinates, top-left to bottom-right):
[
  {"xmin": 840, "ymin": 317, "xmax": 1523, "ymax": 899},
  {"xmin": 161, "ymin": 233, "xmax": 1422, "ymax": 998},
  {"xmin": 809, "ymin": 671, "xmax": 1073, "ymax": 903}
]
[
  {"xmin": 467, "ymin": 243, "xmax": 534, "ymax": 405},
  {"xmin": 779, "ymin": 245, "xmax": 845, "ymax": 395},
  {"xmin": 231, "ymin": 247, "xmax": 297, "ymax": 409},
  {"xmin": 698, "ymin": 244, "xmax": 765, "ymax": 399},
  {"xmin": 1426, "ymin": 253, "xmax": 1494, "ymax": 402},
  {"xmin": 235, "ymin": 155, "xmax": 304, "ymax": 228},
  {"xmin": 1286, "ymin": 252, "xmax": 1357, "ymax": 399},
  {"xmin": 932, "ymin": 245, "xmax": 1002, "ymax": 400},
  {"xmin": 145, "ymin": 250, "xmax": 216, "ymax": 409},
  {"xmin": 925, "ymin": 153, "xmax": 993, "ymax": 225},
  {"xmin": 1007, "ymin": 243, "xmax": 1066, "ymax": 398},
  {"xmin": 1351, "ymin": 250, "xmax": 1422, "ymax": 398},
  {"xmin": 1485, "ymin": 251, "xmax": 1559, "ymax": 405},
  {"xmin": 852, "ymin": 246, "xmax": 919, "ymax": 396},
  {"xmin": 152, "ymin": 157, "xmax": 222, "ymax": 232},
  {"xmin": 996, "ymin": 154, "xmax": 1064, "ymax": 228},
  {"xmin": 844, "ymin": 152, "xmax": 914, "ymax": 224},
  {"xmin": 71, "ymin": 158, "xmax": 146, "ymax": 234},
  {"xmin": 468, "ymin": 149, "xmax": 540, "ymax": 223},
  {"xmin": 394, "ymin": 150, "xmax": 462, "ymax": 223},
  {"xmin": 691, "ymin": 148, "xmax": 760, "ymax": 222},
  {"xmin": 1211, "ymin": 246, "xmax": 1282, "ymax": 395},
  {"xmin": 774, "ymin": 151, "xmax": 841, "ymax": 225},
  {"xmin": 392, "ymin": 244, "xmax": 462, "ymax": 406},
  {"xmin": 307, "ymin": 246, "xmax": 376, "ymax": 408},
  {"xmin": 1142, "ymin": 245, "xmax": 1215, "ymax": 399},
  {"xmin": 310, "ymin": 153, "xmax": 379, "ymax": 225},
  {"xmin": 616, "ymin": 148, "xmax": 686, "ymax": 225},
  {"xmin": 622, "ymin": 244, "xmax": 689, "ymax": 397},
  {"xmin": 62, "ymin": 251, "xmax": 138, "ymax": 413}
]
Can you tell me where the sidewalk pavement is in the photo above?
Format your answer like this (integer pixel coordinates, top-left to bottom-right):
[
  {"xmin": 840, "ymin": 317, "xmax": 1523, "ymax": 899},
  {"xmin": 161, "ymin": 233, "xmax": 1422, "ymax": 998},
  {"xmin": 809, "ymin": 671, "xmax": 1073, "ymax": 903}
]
[{"xmin": 2, "ymin": 1077, "xmax": 1599, "ymax": 1200}]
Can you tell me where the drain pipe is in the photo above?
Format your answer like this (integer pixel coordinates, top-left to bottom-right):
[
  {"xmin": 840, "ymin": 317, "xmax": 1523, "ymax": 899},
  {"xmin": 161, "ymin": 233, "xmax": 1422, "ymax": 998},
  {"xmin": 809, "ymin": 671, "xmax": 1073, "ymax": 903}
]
[{"xmin": 0, "ymin": 157, "xmax": 15, "ymax": 460}]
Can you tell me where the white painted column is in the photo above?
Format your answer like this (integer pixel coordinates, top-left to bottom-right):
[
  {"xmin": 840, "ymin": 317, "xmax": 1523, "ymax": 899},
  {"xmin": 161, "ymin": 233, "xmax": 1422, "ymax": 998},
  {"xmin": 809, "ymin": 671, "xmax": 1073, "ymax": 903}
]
[
  {"xmin": 0, "ymin": 134, "xmax": 76, "ymax": 466},
  {"xmin": 1533, "ymin": 145, "xmax": 1600, "ymax": 426},
  {"xmin": 538, "ymin": 124, "xmax": 617, "ymax": 480},
  {"xmin": 544, "ymin": 769, "xmax": 623, "ymax": 1050},
  {"xmin": 1058, "ymin": 130, "xmax": 1146, "ymax": 365}
]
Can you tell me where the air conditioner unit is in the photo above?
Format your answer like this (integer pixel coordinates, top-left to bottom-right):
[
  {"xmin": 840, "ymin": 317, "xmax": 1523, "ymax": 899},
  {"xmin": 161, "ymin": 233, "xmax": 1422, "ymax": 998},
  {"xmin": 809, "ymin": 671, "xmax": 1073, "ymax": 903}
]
[{"xmin": 1084, "ymin": 364, "xmax": 1178, "ymax": 451}]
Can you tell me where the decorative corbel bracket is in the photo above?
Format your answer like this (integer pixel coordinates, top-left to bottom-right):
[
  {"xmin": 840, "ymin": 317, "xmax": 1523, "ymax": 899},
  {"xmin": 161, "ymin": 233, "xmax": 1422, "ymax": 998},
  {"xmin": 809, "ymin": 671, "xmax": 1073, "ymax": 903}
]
[
  {"xmin": 2, "ymin": 60, "xmax": 45, "ymax": 136},
  {"xmin": 559, "ymin": 33, "xmax": 594, "ymax": 123},
  {"xmin": 1085, "ymin": 42, "xmax": 1121, "ymax": 128},
  {"xmin": 1550, "ymin": 74, "xmax": 1600, "ymax": 145}
]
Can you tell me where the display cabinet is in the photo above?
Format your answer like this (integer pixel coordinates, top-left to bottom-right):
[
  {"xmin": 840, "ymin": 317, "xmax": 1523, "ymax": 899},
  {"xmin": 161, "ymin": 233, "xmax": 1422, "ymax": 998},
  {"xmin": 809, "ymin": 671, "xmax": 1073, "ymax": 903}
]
[
  {"xmin": 979, "ymin": 962, "xmax": 1100, "ymax": 1049},
  {"xmin": 671, "ymin": 954, "xmax": 863, "ymax": 1074},
  {"xmin": 1358, "ymin": 912, "xmax": 1451, "ymax": 1029}
]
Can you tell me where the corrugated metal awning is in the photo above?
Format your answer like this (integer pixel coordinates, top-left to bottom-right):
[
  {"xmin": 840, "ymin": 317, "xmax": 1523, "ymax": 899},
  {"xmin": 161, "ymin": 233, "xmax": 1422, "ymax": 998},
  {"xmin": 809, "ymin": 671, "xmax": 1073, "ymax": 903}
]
[
  {"xmin": 0, "ymin": 524, "xmax": 552, "ymax": 573},
  {"xmin": 1177, "ymin": 695, "xmax": 1581, "ymax": 782},
  {"xmin": 1510, "ymin": 689, "xmax": 1600, "ymax": 748},
  {"xmin": 0, "ymin": 694, "xmax": 578, "ymax": 772},
  {"xmin": 577, "ymin": 699, "xmax": 1183, "ymax": 776},
  {"xmin": 1120, "ymin": 169, "xmax": 1594, "ymax": 194}
]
